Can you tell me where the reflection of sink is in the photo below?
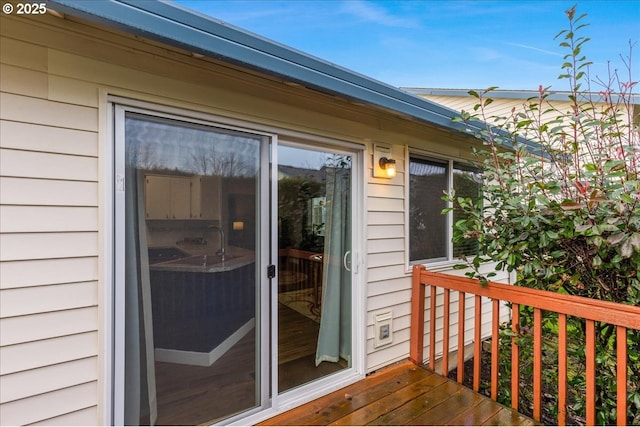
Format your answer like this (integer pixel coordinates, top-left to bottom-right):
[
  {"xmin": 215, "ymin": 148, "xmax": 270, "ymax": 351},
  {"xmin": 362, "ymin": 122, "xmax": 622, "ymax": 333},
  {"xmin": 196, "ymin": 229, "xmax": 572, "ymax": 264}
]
[{"xmin": 164, "ymin": 254, "xmax": 241, "ymax": 267}]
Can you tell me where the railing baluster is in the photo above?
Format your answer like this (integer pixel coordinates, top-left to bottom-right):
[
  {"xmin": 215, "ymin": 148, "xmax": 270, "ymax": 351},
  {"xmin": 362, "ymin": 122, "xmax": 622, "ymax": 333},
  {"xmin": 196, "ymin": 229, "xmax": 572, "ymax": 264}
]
[
  {"xmin": 491, "ymin": 298, "xmax": 499, "ymax": 400},
  {"xmin": 474, "ymin": 294, "xmax": 482, "ymax": 392},
  {"xmin": 442, "ymin": 289, "xmax": 450, "ymax": 376},
  {"xmin": 429, "ymin": 286, "xmax": 437, "ymax": 371},
  {"xmin": 617, "ymin": 325, "xmax": 627, "ymax": 426},
  {"xmin": 511, "ymin": 304, "xmax": 520, "ymax": 411},
  {"xmin": 533, "ymin": 308, "xmax": 542, "ymax": 422},
  {"xmin": 458, "ymin": 291, "xmax": 466, "ymax": 383},
  {"xmin": 558, "ymin": 313, "xmax": 567, "ymax": 426},
  {"xmin": 586, "ymin": 319, "xmax": 596, "ymax": 425},
  {"xmin": 409, "ymin": 265, "xmax": 425, "ymax": 365}
]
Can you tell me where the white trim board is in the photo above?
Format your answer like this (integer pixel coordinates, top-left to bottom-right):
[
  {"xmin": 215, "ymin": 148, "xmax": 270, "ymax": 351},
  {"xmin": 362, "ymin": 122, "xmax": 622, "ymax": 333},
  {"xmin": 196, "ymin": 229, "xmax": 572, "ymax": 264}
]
[{"xmin": 154, "ymin": 318, "xmax": 255, "ymax": 367}]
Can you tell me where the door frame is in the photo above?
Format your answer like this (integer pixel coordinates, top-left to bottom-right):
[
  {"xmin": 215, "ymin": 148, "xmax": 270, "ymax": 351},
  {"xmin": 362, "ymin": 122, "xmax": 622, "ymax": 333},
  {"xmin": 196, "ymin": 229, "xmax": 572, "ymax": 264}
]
[{"xmin": 108, "ymin": 97, "xmax": 366, "ymax": 425}]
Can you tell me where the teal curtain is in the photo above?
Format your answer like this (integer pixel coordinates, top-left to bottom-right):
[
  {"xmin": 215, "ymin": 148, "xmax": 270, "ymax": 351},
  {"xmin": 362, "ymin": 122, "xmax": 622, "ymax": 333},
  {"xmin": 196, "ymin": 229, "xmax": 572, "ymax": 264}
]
[{"xmin": 315, "ymin": 164, "xmax": 351, "ymax": 366}]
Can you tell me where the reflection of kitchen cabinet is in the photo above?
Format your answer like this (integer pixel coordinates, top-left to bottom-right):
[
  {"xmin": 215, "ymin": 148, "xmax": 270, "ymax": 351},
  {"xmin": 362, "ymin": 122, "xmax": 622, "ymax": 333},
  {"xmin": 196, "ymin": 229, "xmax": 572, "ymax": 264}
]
[
  {"xmin": 145, "ymin": 174, "xmax": 221, "ymax": 220},
  {"xmin": 145, "ymin": 175, "xmax": 171, "ymax": 219},
  {"xmin": 190, "ymin": 176, "xmax": 221, "ymax": 220},
  {"xmin": 145, "ymin": 175, "xmax": 191, "ymax": 219},
  {"xmin": 172, "ymin": 178, "xmax": 192, "ymax": 219}
]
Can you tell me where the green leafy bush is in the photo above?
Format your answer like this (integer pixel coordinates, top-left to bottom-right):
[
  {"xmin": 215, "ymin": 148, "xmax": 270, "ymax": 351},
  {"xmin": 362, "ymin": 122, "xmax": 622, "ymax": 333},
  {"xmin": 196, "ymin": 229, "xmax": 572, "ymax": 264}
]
[{"xmin": 446, "ymin": 6, "xmax": 639, "ymax": 425}]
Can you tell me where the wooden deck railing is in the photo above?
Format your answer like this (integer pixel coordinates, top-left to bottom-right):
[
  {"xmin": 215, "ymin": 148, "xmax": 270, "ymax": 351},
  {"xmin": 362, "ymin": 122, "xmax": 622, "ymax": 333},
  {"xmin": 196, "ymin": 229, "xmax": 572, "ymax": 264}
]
[
  {"xmin": 410, "ymin": 264, "xmax": 640, "ymax": 426},
  {"xmin": 278, "ymin": 248, "xmax": 323, "ymax": 303}
]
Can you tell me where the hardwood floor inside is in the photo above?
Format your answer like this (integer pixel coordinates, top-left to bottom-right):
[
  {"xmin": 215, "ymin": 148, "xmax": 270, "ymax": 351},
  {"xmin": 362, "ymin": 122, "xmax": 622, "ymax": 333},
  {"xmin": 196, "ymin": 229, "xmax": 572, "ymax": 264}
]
[
  {"xmin": 154, "ymin": 303, "xmax": 346, "ymax": 425},
  {"xmin": 154, "ymin": 328, "xmax": 257, "ymax": 425},
  {"xmin": 278, "ymin": 301, "xmax": 345, "ymax": 392},
  {"xmin": 278, "ymin": 300, "xmax": 320, "ymax": 364}
]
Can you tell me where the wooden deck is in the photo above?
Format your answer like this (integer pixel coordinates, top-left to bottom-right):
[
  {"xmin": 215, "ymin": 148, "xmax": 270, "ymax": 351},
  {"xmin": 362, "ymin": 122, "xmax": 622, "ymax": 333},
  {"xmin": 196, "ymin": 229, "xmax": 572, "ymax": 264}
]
[{"xmin": 260, "ymin": 360, "xmax": 537, "ymax": 426}]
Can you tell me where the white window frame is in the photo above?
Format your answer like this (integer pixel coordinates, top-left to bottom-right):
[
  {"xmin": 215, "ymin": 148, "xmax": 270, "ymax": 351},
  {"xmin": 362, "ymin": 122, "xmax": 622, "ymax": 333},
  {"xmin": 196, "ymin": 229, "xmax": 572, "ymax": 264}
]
[{"xmin": 405, "ymin": 147, "xmax": 481, "ymax": 270}]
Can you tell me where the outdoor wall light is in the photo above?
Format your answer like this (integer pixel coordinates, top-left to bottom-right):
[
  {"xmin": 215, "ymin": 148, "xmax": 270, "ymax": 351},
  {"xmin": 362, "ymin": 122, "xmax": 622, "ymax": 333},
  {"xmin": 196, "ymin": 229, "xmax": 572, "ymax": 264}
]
[
  {"xmin": 373, "ymin": 143, "xmax": 397, "ymax": 178},
  {"xmin": 232, "ymin": 221, "xmax": 245, "ymax": 231},
  {"xmin": 379, "ymin": 157, "xmax": 397, "ymax": 177}
]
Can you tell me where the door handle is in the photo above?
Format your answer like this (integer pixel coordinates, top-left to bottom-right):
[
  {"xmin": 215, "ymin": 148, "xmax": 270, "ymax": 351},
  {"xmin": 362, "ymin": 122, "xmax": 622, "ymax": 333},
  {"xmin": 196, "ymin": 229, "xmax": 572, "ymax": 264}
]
[{"xmin": 343, "ymin": 250, "xmax": 351, "ymax": 272}]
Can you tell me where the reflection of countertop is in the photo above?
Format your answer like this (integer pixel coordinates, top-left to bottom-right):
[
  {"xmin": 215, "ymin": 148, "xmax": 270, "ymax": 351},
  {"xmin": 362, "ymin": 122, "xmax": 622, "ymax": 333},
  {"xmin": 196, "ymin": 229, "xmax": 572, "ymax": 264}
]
[{"xmin": 149, "ymin": 243, "xmax": 255, "ymax": 273}]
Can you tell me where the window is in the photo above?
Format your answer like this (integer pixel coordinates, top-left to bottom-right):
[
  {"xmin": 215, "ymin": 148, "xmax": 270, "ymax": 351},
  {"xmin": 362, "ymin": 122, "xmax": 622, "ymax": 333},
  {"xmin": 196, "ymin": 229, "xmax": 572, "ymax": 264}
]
[{"xmin": 409, "ymin": 154, "xmax": 482, "ymax": 264}]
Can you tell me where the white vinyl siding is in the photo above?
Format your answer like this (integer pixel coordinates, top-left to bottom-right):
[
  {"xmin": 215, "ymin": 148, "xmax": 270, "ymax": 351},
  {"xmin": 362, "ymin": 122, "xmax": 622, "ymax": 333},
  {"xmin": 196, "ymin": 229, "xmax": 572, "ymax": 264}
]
[
  {"xmin": 365, "ymin": 146, "xmax": 409, "ymax": 370},
  {"xmin": 0, "ymin": 206, "xmax": 98, "ymax": 233},
  {"xmin": 0, "ymin": 257, "xmax": 98, "ymax": 289},
  {"xmin": 419, "ymin": 93, "xmax": 635, "ymax": 135},
  {"xmin": 1, "ymin": 15, "xmax": 100, "ymax": 424},
  {"xmin": 0, "ymin": 177, "xmax": 98, "ymax": 207},
  {"xmin": 0, "ymin": 307, "xmax": 98, "ymax": 346},
  {"xmin": 0, "ymin": 382, "xmax": 98, "ymax": 426},
  {"xmin": 1, "ymin": 232, "xmax": 99, "ymax": 261},
  {"xmin": 30, "ymin": 406, "xmax": 99, "ymax": 426},
  {"xmin": 1, "ymin": 357, "xmax": 98, "ymax": 403},
  {"xmin": 422, "ymin": 94, "xmax": 526, "ymax": 118},
  {"xmin": 0, "ymin": 93, "xmax": 97, "ymax": 131},
  {"xmin": 0, "ymin": 282, "xmax": 98, "ymax": 318},
  {"xmin": 1, "ymin": 332, "xmax": 98, "ymax": 377},
  {"xmin": 0, "ymin": 120, "xmax": 98, "ymax": 156}
]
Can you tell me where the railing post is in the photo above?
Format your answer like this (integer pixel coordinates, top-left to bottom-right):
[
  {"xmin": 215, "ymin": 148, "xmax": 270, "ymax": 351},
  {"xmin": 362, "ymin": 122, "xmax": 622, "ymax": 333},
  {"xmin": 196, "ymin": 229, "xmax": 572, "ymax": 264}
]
[
  {"xmin": 558, "ymin": 313, "xmax": 567, "ymax": 426},
  {"xmin": 511, "ymin": 304, "xmax": 520, "ymax": 412},
  {"xmin": 533, "ymin": 308, "xmax": 542, "ymax": 422},
  {"xmin": 429, "ymin": 286, "xmax": 437, "ymax": 371},
  {"xmin": 617, "ymin": 325, "xmax": 627, "ymax": 426},
  {"xmin": 410, "ymin": 264, "xmax": 426, "ymax": 365},
  {"xmin": 442, "ymin": 289, "xmax": 451, "ymax": 377},
  {"xmin": 491, "ymin": 299, "xmax": 500, "ymax": 400},
  {"xmin": 473, "ymin": 294, "xmax": 482, "ymax": 392},
  {"xmin": 586, "ymin": 320, "xmax": 596, "ymax": 426},
  {"xmin": 457, "ymin": 292, "xmax": 466, "ymax": 384}
]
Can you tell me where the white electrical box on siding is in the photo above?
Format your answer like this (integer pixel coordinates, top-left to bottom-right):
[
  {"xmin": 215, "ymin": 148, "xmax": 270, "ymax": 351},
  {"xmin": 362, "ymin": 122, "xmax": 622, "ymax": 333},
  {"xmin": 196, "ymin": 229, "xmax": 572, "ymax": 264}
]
[{"xmin": 373, "ymin": 311, "xmax": 393, "ymax": 348}]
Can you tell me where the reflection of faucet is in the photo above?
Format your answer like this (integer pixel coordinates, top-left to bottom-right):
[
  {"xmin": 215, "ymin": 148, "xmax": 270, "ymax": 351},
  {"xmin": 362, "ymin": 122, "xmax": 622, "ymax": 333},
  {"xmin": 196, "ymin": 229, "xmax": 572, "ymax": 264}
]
[{"xmin": 202, "ymin": 225, "xmax": 225, "ymax": 261}]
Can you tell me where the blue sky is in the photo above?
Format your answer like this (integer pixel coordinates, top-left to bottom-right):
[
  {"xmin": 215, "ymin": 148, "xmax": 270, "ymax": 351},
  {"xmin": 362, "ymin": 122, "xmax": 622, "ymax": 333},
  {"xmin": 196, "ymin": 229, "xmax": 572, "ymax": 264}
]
[{"xmin": 176, "ymin": 1, "xmax": 640, "ymax": 91}]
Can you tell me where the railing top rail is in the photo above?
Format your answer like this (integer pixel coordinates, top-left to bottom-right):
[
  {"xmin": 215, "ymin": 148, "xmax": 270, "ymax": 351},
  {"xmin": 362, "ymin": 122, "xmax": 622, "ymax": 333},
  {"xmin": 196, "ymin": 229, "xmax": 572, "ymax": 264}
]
[
  {"xmin": 279, "ymin": 248, "xmax": 320, "ymax": 258},
  {"xmin": 413, "ymin": 265, "xmax": 640, "ymax": 330}
]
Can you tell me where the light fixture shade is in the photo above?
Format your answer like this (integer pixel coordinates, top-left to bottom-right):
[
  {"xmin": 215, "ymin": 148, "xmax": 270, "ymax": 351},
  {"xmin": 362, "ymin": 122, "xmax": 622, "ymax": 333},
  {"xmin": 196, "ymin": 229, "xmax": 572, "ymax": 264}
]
[
  {"xmin": 379, "ymin": 157, "xmax": 396, "ymax": 177},
  {"xmin": 373, "ymin": 143, "xmax": 397, "ymax": 178},
  {"xmin": 232, "ymin": 221, "xmax": 244, "ymax": 231}
]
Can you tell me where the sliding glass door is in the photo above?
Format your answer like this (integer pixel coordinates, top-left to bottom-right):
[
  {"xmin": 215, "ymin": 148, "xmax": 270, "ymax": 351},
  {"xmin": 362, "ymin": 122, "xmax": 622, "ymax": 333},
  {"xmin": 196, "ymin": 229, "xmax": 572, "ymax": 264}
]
[
  {"xmin": 114, "ymin": 108, "xmax": 269, "ymax": 425},
  {"xmin": 114, "ymin": 105, "xmax": 360, "ymax": 425},
  {"xmin": 276, "ymin": 144, "xmax": 353, "ymax": 393}
]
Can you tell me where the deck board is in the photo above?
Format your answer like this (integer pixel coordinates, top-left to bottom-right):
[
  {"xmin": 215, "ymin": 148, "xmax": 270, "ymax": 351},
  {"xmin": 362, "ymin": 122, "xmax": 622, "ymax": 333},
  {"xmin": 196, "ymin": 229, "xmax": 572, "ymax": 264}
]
[
  {"xmin": 444, "ymin": 398, "xmax": 501, "ymax": 426},
  {"xmin": 260, "ymin": 360, "xmax": 537, "ymax": 426},
  {"xmin": 329, "ymin": 373, "xmax": 448, "ymax": 426}
]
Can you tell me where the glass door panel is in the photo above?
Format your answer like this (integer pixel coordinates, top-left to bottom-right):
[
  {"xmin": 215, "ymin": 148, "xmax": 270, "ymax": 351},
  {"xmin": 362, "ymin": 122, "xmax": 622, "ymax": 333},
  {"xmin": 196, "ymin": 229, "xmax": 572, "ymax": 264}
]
[
  {"xmin": 277, "ymin": 145, "xmax": 352, "ymax": 393},
  {"xmin": 119, "ymin": 112, "xmax": 264, "ymax": 425}
]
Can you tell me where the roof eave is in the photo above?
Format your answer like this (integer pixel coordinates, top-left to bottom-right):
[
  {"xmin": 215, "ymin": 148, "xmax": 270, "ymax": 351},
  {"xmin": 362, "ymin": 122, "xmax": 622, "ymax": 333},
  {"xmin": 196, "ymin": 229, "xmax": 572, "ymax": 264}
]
[{"xmin": 45, "ymin": 0, "xmax": 477, "ymax": 135}]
